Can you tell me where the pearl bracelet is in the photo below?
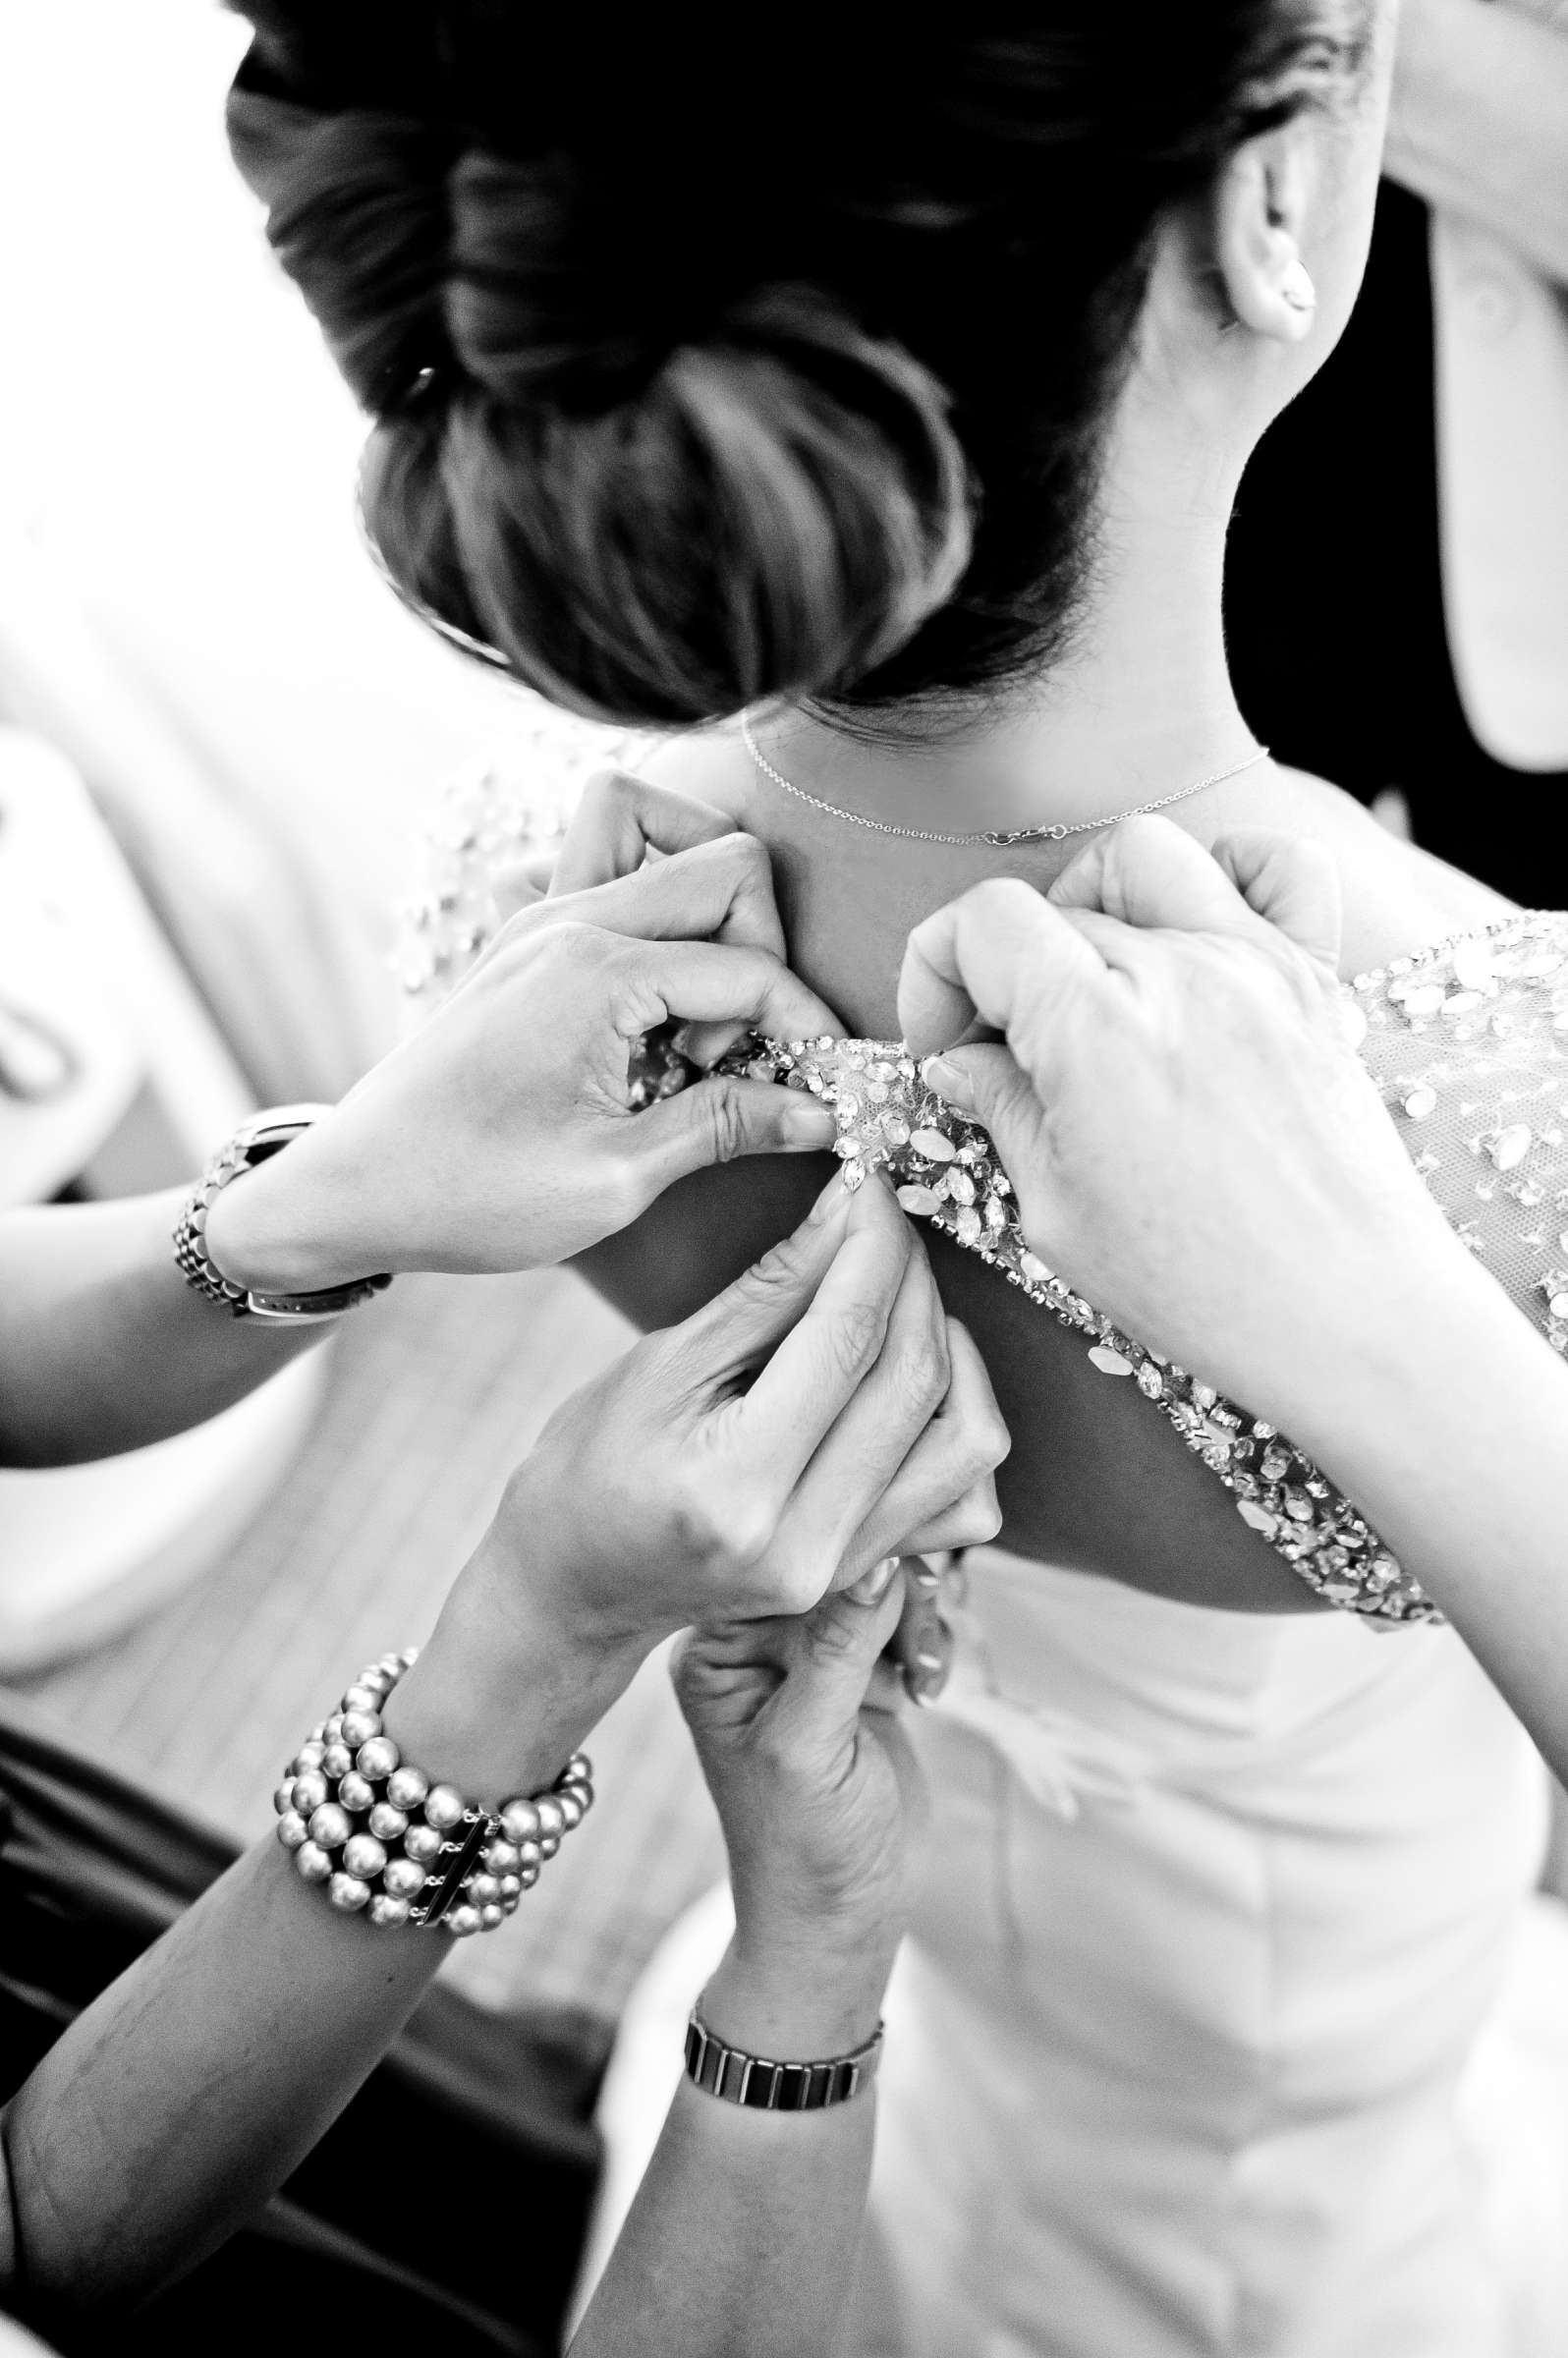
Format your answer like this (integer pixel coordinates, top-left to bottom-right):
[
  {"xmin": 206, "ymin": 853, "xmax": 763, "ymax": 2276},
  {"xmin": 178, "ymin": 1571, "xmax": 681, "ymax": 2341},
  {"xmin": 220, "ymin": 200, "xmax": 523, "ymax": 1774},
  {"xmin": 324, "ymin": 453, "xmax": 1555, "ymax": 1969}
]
[{"xmin": 272, "ymin": 1650, "xmax": 594, "ymax": 1935}]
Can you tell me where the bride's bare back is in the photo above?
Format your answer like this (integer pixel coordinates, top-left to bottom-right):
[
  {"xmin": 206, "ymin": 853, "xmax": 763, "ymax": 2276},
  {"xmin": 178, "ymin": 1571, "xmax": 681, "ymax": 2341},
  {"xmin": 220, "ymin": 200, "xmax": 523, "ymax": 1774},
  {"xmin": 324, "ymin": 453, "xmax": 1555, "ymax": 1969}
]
[{"xmin": 577, "ymin": 741, "xmax": 1515, "ymax": 1611}]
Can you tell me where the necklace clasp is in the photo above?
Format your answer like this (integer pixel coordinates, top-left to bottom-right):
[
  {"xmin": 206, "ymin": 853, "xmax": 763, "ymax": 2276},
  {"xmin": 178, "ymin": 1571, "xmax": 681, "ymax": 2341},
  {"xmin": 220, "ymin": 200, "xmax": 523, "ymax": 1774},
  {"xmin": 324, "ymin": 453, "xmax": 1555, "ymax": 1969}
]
[{"xmin": 982, "ymin": 823, "xmax": 1067, "ymax": 847}]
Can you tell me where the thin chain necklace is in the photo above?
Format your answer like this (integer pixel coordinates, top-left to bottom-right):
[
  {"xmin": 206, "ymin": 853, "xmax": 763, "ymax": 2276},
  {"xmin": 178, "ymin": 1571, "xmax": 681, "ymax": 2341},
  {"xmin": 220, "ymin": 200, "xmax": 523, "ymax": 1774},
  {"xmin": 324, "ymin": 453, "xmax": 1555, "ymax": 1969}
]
[{"xmin": 739, "ymin": 714, "xmax": 1270, "ymax": 848}]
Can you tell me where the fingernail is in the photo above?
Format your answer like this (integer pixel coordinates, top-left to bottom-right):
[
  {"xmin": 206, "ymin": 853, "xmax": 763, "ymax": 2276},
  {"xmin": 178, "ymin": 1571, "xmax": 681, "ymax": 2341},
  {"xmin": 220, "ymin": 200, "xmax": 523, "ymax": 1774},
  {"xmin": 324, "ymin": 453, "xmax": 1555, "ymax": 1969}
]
[
  {"xmin": 907, "ymin": 1650, "xmax": 952, "ymax": 1706},
  {"xmin": 912, "ymin": 1562, "xmax": 942, "ymax": 1594},
  {"xmin": 848, "ymin": 1554, "xmax": 900, "ymax": 1604},
  {"xmin": 921, "ymin": 1054, "xmax": 971, "ymax": 1107},
  {"xmin": 782, "ymin": 1100, "xmax": 838, "ymax": 1150},
  {"xmin": 807, "ymin": 1170, "xmax": 851, "ymax": 1223}
]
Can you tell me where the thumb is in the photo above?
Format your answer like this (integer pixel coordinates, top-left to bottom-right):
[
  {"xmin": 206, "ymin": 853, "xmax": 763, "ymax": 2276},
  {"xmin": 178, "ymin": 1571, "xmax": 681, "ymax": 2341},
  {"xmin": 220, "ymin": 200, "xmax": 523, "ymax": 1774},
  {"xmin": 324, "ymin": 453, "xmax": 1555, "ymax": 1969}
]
[
  {"xmin": 899, "ymin": 875, "xmax": 1102, "ymax": 1064},
  {"xmin": 920, "ymin": 1039, "xmax": 1048, "ymax": 1156},
  {"xmin": 628, "ymin": 1071, "xmax": 838, "ymax": 1200},
  {"xmin": 1047, "ymin": 813, "xmax": 1262, "ymax": 938},
  {"xmin": 656, "ymin": 1170, "xmax": 868, "ymax": 1386},
  {"xmin": 1207, "ymin": 829, "xmax": 1343, "ymax": 976},
  {"xmin": 770, "ymin": 1564, "xmax": 910, "ymax": 1759}
]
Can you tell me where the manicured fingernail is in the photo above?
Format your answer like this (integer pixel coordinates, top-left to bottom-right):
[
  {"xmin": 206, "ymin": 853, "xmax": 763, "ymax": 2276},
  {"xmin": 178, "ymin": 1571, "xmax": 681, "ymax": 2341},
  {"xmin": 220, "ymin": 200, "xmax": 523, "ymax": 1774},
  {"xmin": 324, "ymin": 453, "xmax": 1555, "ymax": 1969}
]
[
  {"xmin": 782, "ymin": 1100, "xmax": 838, "ymax": 1149},
  {"xmin": 806, "ymin": 1169, "xmax": 852, "ymax": 1223},
  {"xmin": 921, "ymin": 1054, "xmax": 971, "ymax": 1106},
  {"xmin": 908, "ymin": 1652, "xmax": 953, "ymax": 1705},
  {"xmin": 848, "ymin": 1554, "xmax": 900, "ymax": 1604}
]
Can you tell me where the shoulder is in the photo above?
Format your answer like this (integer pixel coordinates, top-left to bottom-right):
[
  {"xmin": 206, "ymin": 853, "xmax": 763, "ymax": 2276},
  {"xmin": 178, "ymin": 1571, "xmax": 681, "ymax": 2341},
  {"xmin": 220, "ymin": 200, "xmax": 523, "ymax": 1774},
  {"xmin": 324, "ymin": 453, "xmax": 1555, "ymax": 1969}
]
[
  {"xmin": 1260, "ymin": 765, "xmax": 1520, "ymax": 978},
  {"xmin": 641, "ymin": 728, "xmax": 758, "ymax": 827}
]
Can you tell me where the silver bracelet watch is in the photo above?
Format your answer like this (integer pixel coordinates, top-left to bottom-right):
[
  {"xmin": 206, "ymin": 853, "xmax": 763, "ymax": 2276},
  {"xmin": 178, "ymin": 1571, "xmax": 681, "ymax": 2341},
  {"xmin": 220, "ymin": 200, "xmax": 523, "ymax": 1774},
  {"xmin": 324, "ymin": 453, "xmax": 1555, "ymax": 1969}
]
[
  {"xmin": 174, "ymin": 1103, "xmax": 392, "ymax": 1325},
  {"xmin": 684, "ymin": 2006, "xmax": 884, "ymax": 2111}
]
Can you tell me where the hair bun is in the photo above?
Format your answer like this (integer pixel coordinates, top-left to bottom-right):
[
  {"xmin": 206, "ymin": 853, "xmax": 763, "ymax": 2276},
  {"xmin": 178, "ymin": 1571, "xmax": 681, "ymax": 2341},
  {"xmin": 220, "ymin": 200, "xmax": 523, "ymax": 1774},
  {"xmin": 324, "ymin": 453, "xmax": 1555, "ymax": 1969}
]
[
  {"xmin": 366, "ymin": 284, "xmax": 974, "ymax": 724},
  {"xmin": 228, "ymin": 88, "xmax": 460, "ymax": 413},
  {"xmin": 228, "ymin": 45, "xmax": 974, "ymax": 722}
]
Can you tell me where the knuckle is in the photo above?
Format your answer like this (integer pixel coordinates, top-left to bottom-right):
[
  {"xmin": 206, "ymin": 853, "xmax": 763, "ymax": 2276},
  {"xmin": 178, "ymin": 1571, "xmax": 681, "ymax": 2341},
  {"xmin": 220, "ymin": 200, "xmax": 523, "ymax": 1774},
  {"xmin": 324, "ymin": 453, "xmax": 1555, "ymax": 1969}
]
[
  {"xmin": 719, "ymin": 1498, "xmax": 780, "ymax": 1576},
  {"xmin": 890, "ymin": 1333, "xmax": 949, "ymax": 1412},
  {"xmin": 751, "ymin": 1715, "xmax": 802, "ymax": 1782},
  {"xmin": 823, "ymin": 1296, "xmax": 888, "ymax": 1384},
  {"xmin": 745, "ymin": 1543, "xmax": 821, "ymax": 1618},
  {"xmin": 696, "ymin": 1079, "xmax": 753, "ymax": 1165},
  {"xmin": 965, "ymin": 874, "xmax": 1041, "ymax": 927},
  {"xmin": 967, "ymin": 1404, "xmax": 1013, "ymax": 1474},
  {"xmin": 802, "ymin": 1601, "xmax": 861, "ymax": 1664},
  {"xmin": 543, "ymin": 918, "xmax": 609, "ymax": 973},
  {"xmin": 737, "ymin": 1232, "xmax": 812, "ymax": 1304},
  {"xmin": 579, "ymin": 765, "xmax": 636, "ymax": 823},
  {"xmin": 953, "ymin": 1481, "xmax": 1004, "ymax": 1546},
  {"xmin": 696, "ymin": 824, "xmax": 762, "ymax": 870},
  {"xmin": 781, "ymin": 1557, "xmax": 828, "ymax": 1615},
  {"xmin": 729, "ymin": 942, "xmax": 782, "ymax": 1005},
  {"xmin": 661, "ymin": 1469, "xmax": 736, "ymax": 1566},
  {"xmin": 723, "ymin": 830, "xmax": 772, "ymax": 893},
  {"xmin": 595, "ymin": 1152, "xmax": 645, "ymax": 1236}
]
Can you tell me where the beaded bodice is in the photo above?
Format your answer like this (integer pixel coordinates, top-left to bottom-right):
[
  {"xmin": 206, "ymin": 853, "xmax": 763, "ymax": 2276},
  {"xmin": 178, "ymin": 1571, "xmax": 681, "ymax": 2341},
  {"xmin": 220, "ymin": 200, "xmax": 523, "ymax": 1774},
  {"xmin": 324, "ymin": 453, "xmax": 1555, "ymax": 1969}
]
[
  {"xmin": 712, "ymin": 903, "xmax": 1568, "ymax": 1627},
  {"xmin": 400, "ymin": 750, "xmax": 1568, "ymax": 1629}
]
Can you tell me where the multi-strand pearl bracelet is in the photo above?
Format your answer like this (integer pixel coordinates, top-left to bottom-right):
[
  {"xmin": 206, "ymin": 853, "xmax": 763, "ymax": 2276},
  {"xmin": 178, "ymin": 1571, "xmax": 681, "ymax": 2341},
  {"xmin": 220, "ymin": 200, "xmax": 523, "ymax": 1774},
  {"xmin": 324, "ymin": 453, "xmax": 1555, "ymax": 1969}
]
[{"xmin": 273, "ymin": 1650, "xmax": 593, "ymax": 1935}]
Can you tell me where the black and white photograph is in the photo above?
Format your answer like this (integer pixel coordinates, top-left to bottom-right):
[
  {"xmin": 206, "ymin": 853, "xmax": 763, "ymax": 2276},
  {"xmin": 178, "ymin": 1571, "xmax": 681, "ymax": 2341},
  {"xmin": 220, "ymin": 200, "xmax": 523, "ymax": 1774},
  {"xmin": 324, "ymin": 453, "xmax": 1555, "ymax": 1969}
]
[{"xmin": 2, "ymin": 4, "xmax": 1567, "ymax": 2352}]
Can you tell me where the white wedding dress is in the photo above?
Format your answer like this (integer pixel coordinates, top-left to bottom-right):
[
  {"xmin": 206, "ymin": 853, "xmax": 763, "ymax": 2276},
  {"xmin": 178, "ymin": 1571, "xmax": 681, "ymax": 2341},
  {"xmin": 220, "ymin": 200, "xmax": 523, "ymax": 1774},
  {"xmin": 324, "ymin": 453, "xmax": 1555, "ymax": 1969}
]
[
  {"xmin": 587, "ymin": 1545, "xmax": 1568, "ymax": 2357},
  {"xmin": 406, "ymin": 753, "xmax": 1568, "ymax": 2355}
]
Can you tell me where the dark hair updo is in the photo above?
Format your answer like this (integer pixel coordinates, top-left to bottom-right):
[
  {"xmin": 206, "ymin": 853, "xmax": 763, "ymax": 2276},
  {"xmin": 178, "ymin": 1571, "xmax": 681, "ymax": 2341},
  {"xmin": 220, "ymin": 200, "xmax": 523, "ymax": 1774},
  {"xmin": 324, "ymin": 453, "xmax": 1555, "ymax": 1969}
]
[{"xmin": 226, "ymin": 3, "xmax": 1368, "ymax": 727}]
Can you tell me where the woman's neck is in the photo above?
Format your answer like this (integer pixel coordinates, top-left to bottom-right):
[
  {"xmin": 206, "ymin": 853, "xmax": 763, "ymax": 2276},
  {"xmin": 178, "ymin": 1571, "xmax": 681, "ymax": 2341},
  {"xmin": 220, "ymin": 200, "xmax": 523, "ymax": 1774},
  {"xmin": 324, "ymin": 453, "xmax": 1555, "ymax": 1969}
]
[{"xmin": 756, "ymin": 506, "xmax": 1253, "ymax": 843}]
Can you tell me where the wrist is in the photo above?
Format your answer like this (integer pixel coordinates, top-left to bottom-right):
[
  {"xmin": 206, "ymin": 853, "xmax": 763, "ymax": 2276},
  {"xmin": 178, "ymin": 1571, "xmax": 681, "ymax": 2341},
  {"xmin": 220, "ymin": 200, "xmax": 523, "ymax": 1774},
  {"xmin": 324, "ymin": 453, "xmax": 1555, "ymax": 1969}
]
[
  {"xmin": 1181, "ymin": 1169, "xmax": 1468, "ymax": 1439},
  {"xmin": 201, "ymin": 1141, "xmax": 363, "ymax": 1297},
  {"xmin": 382, "ymin": 1536, "xmax": 647, "ymax": 1805},
  {"xmin": 1258, "ymin": 1219, "xmax": 1498, "ymax": 1445},
  {"xmin": 489, "ymin": 1462, "xmax": 684, "ymax": 1658},
  {"xmin": 702, "ymin": 1932, "xmax": 894, "ymax": 2062}
]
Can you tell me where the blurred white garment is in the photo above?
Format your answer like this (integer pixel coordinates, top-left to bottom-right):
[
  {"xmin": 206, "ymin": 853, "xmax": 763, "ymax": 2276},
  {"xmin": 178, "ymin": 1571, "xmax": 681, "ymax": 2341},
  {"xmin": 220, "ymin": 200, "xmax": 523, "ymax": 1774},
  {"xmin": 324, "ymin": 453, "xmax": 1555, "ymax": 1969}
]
[
  {"xmin": 0, "ymin": 1, "xmax": 532, "ymax": 1098},
  {"xmin": 0, "ymin": 729, "xmax": 324, "ymax": 1668},
  {"xmin": 0, "ymin": 2317, "xmax": 56, "ymax": 2358},
  {"xmin": 1434, "ymin": 213, "xmax": 1568, "ymax": 770},
  {"xmin": 588, "ymin": 1548, "xmax": 1567, "ymax": 2358}
]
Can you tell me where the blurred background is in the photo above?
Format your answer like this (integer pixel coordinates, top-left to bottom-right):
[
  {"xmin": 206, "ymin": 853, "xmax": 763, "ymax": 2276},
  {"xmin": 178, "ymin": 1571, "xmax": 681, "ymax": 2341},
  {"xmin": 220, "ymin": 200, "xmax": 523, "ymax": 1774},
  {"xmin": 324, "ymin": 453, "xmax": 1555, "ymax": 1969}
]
[
  {"xmin": 0, "ymin": 0, "xmax": 723, "ymax": 2025},
  {"xmin": 2, "ymin": 0, "xmax": 1565, "ymax": 2034}
]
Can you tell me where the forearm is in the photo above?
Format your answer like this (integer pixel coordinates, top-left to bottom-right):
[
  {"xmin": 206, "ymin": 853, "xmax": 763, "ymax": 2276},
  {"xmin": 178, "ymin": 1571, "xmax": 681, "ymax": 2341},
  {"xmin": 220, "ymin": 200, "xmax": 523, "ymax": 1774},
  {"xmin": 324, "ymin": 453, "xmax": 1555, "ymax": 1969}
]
[
  {"xmin": 571, "ymin": 1942, "xmax": 888, "ymax": 2358},
  {"xmin": 0, "ymin": 1835, "xmax": 439, "ymax": 2317},
  {"xmin": 0, "ymin": 1599, "xmax": 641, "ymax": 2316},
  {"xmin": 1386, "ymin": 0, "xmax": 1568, "ymax": 282},
  {"xmin": 1280, "ymin": 1241, "xmax": 1568, "ymax": 1781},
  {"xmin": 0, "ymin": 1193, "xmax": 319, "ymax": 1466}
]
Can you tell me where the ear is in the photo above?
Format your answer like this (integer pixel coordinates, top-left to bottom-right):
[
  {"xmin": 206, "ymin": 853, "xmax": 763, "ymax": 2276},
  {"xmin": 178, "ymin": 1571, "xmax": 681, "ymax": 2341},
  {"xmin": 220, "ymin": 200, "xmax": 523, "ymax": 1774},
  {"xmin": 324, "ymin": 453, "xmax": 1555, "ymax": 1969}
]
[{"xmin": 1212, "ymin": 127, "xmax": 1318, "ymax": 346}]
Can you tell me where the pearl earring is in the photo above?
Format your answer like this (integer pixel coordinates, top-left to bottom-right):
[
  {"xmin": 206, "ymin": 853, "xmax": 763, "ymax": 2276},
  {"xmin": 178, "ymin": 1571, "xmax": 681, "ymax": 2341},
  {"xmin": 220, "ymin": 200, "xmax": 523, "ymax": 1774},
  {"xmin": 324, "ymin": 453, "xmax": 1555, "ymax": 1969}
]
[{"xmin": 1279, "ymin": 256, "xmax": 1316, "ymax": 315}]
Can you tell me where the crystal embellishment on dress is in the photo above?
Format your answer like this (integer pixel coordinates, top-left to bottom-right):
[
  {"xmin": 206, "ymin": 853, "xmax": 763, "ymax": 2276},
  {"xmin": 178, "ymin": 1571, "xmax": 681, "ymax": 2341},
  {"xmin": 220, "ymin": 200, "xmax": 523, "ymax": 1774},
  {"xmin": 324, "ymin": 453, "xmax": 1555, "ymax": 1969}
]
[
  {"xmin": 718, "ymin": 1032, "xmax": 1440, "ymax": 1626},
  {"xmin": 396, "ymin": 748, "xmax": 1568, "ymax": 1627}
]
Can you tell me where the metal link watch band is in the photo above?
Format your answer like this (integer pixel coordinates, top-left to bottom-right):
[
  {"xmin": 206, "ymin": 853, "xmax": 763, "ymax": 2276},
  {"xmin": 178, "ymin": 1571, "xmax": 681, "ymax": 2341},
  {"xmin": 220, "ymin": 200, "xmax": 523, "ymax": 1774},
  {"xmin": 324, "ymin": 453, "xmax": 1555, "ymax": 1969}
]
[
  {"xmin": 683, "ymin": 2009, "xmax": 883, "ymax": 2111},
  {"xmin": 174, "ymin": 1104, "xmax": 392, "ymax": 1325}
]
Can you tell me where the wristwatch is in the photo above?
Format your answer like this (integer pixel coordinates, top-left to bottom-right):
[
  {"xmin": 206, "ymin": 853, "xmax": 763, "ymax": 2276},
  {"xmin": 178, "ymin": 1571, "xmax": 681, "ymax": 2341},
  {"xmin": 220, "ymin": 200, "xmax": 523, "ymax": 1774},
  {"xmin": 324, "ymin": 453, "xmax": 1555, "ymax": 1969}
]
[
  {"xmin": 684, "ymin": 2006, "xmax": 884, "ymax": 2110},
  {"xmin": 174, "ymin": 1103, "xmax": 392, "ymax": 1324}
]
